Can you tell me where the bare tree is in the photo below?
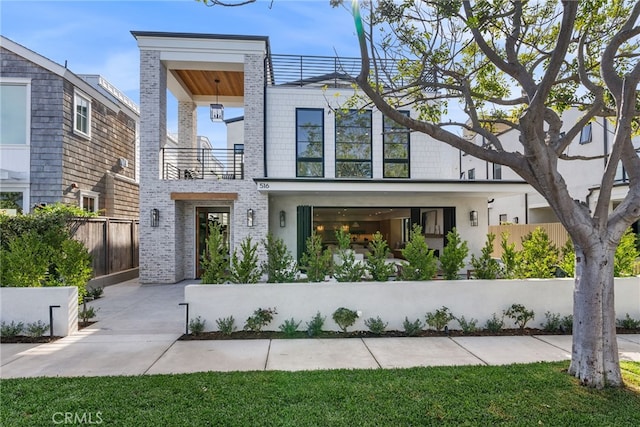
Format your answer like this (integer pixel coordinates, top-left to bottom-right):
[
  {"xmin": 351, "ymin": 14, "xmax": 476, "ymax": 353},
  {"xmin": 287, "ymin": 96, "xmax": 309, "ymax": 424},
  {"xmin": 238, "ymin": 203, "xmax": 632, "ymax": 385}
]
[{"xmin": 347, "ymin": 0, "xmax": 640, "ymax": 388}]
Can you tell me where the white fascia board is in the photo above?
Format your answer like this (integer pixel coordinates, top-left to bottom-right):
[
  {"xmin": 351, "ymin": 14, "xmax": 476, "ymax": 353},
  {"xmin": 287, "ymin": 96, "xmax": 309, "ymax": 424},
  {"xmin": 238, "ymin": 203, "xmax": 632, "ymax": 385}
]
[
  {"xmin": 134, "ymin": 35, "xmax": 267, "ymax": 56},
  {"xmin": 255, "ymin": 179, "xmax": 533, "ymax": 198}
]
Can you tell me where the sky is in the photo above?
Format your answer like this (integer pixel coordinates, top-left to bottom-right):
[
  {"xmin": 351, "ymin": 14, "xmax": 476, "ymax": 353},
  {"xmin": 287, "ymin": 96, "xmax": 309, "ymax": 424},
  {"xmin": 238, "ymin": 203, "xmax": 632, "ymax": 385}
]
[{"xmin": 0, "ymin": 0, "xmax": 361, "ymax": 145}]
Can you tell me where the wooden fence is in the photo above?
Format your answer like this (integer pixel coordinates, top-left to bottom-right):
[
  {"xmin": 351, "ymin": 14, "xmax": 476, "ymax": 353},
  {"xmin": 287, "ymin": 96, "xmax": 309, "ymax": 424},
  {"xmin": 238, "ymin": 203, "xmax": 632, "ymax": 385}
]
[
  {"xmin": 488, "ymin": 223, "xmax": 569, "ymax": 257},
  {"xmin": 73, "ymin": 217, "xmax": 139, "ymax": 278}
]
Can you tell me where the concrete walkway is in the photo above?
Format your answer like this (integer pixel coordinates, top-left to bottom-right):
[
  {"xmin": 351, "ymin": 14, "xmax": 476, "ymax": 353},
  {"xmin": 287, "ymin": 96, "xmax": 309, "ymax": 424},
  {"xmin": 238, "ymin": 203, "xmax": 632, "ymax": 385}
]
[{"xmin": 1, "ymin": 279, "xmax": 639, "ymax": 378}]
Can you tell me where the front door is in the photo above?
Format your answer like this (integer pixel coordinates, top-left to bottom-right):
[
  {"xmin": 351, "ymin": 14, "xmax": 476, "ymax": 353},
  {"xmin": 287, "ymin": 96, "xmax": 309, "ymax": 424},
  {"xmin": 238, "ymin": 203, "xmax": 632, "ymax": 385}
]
[{"xmin": 196, "ymin": 207, "xmax": 230, "ymax": 278}]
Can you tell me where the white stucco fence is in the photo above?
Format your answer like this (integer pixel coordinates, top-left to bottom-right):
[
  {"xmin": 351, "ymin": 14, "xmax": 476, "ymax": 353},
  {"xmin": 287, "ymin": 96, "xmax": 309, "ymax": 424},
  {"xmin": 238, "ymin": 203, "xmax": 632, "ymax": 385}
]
[
  {"xmin": 0, "ymin": 287, "xmax": 78, "ymax": 337},
  {"xmin": 185, "ymin": 278, "xmax": 640, "ymax": 332}
]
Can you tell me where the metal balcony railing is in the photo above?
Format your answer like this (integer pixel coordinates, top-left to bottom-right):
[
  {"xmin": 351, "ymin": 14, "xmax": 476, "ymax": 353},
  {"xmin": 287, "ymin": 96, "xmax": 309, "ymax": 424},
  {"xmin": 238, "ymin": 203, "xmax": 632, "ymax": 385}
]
[
  {"xmin": 161, "ymin": 148, "xmax": 244, "ymax": 180},
  {"xmin": 270, "ymin": 54, "xmax": 437, "ymax": 89}
]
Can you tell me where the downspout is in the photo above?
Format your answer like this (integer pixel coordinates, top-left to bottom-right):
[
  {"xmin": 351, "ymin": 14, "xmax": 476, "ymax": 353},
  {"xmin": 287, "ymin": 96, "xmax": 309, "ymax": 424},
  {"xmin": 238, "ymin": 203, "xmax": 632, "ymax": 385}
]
[
  {"xmin": 525, "ymin": 193, "xmax": 529, "ymax": 224},
  {"xmin": 603, "ymin": 118, "xmax": 608, "ymax": 169},
  {"xmin": 263, "ymin": 55, "xmax": 268, "ymax": 177}
]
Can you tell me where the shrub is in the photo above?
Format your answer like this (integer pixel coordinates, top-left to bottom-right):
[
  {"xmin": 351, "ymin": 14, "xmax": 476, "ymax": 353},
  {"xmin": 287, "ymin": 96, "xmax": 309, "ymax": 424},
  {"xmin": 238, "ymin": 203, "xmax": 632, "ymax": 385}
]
[
  {"xmin": 333, "ymin": 229, "xmax": 366, "ymax": 282},
  {"xmin": 400, "ymin": 224, "xmax": 438, "ymax": 281},
  {"xmin": 0, "ymin": 321, "xmax": 24, "ymax": 337},
  {"xmin": 306, "ymin": 311, "xmax": 326, "ymax": 337},
  {"xmin": 504, "ymin": 303, "xmax": 535, "ymax": 331},
  {"xmin": 617, "ymin": 313, "xmax": 640, "ymax": 329},
  {"xmin": 365, "ymin": 232, "xmax": 396, "ymax": 281},
  {"xmin": 79, "ymin": 304, "xmax": 98, "ymax": 324},
  {"xmin": 425, "ymin": 306, "xmax": 454, "ymax": 332},
  {"xmin": 500, "ymin": 232, "xmax": 518, "ymax": 279},
  {"xmin": 189, "ymin": 316, "xmax": 206, "ymax": 335},
  {"xmin": 402, "ymin": 317, "xmax": 424, "ymax": 336},
  {"xmin": 615, "ymin": 228, "xmax": 640, "ymax": 277},
  {"xmin": 560, "ymin": 314, "xmax": 573, "ymax": 333},
  {"xmin": 244, "ymin": 307, "xmax": 277, "ymax": 332},
  {"xmin": 216, "ymin": 316, "xmax": 237, "ymax": 335},
  {"xmin": 541, "ymin": 311, "xmax": 562, "ymax": 332},
  {"xmin": 229, "ymin": 236, "xmax": 261, "ymax": 284},
  {"xmin": 332, "ymin": 307, "xmax": 359, "ymax": 332},
  {"xmin": 456, "ymin": 316, "xmax": 478, "ymax": 334},
  {"xmin": 200, "ymin": 222, "xmax": 229, "ymax": 284},
  {"xmin": 25, "ymin": 320, "xmax": 48, "ymax": 337},
  {"xmin": 558, "ymin": 239, "xmax": 575, "ymax": 277},
  {"xmin": 439, "ymin": 228, "xmax": 469, "ymax": 280},
  {"xmin": 516, "ymin": 228, "xmax": 559, "ymax": 278},
  {"xmin": 0, "ymin": 230, "xmax": 51, "ymax": 287},
  {"xmin": 364, "ymin": 316, "xmax": 388, "ymax": 335},
  {"xmin": 485, "ymin": 313, "xmax": 504, "ymax": 333},
  {"xmin": 88, "ymin": 287, "xmax": 104, "ymax": 300},
  {"xmin": 261, "ymin": 233, "xmax": 297, "ymax": 283},
  {"xmin": 300, "ymin": 232, "xmax": 332, "ymax": 282},
  {"xmin": 471, "ymin": 233, "xmax": 501, "ymax": 279},
  {"xmin": 54, "ymin": 239, "xmax": 92, "ymax": 301},
  {"xmin": 279, "ymin": 318, "xmax": 302, "ymax": 337}
]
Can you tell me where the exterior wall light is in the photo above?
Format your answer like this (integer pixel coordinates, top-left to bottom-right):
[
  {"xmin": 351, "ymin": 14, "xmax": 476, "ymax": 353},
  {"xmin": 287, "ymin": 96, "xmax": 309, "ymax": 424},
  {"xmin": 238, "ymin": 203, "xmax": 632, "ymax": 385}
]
[
  {"xmin": 469, "ymin": 210, "xmax": 478, "ymax": 227},
  {"xmin": 247, "ymin": 208, "xmax": 254, "ymax": 227},
  {"xmin": 210, "ymin": 79, "xmax": 224, "ymax": 122},
  {"xmin": 151, "ymin": 208, "xmax": 160, "ymax": 227},
  {"xmin": 279, "ymin": 210, "xmax": 286, "ymax": 227}
]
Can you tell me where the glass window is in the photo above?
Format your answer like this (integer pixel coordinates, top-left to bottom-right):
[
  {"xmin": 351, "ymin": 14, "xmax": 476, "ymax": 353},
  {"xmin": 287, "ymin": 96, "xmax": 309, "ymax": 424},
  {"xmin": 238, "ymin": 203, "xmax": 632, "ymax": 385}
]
[
  {"xmin": 468, "ymin": 168, "xmax": 476, "ymax": 180},
  {"xmin": 0, "ymin": 192, "xmax": 23, "ymax": 214},
  {"xmin": 579, "ymin": 123, "xmax": 592, "ymax": 144},
  {"xmin": 79, "ymin": 191, "xmax": 99, "ymax": 213},
  {"xmin": 0, "ymin": 83, "xmax": 28, "ymax": 145},
  {"xmin": 493, "ymin": 163, "xmax": 502, "ymax": 180},
  {"xmin": 296, "ymin": 109, "xmax": 324, "ymax": 177},
  {"xmin": 383, "ymin": 112, "xmax": 410, "ymax": 178},
  {"xmin": 74, "ymin": 92, "xmax": 91, "ymax": 137},
  {"xmin": 335, "ymin": 109, "xmax": 372, "ymax": 178}
]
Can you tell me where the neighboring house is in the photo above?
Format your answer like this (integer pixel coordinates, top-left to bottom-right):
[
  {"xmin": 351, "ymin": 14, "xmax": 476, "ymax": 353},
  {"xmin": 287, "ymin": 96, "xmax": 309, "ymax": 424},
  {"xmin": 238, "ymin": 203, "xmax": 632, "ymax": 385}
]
[
  {"xmin": 0, "ymin": 36, "xmax": 140, "ymax": 218},
  {"xmin": 132, "ymin": 31, "xmax": 532, "ymax": 283},
  {"xmin": 462, "ymin": 109, "xmax": 640, "ymax": 226}
]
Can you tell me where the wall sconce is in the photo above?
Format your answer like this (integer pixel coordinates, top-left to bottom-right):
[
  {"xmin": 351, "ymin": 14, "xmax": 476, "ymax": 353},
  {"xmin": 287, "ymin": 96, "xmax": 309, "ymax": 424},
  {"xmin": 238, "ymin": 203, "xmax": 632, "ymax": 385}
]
[
  {"xmin": 316, "ymin": 224, "xmax": 324, "ymax": 232},
  {"xmin": 279, "ymin": 210, "xmax": 286, "ymax": 227},
  {"xmin": 247, "ymin": 208, "xmax": 254, "ymax": 227},
  {"xmin": 469, "ymin": 210, "xmax": 478, "ymax": 227},
  {"xmin": 341, "ymin": 224, "xmax": 349, "ymax": 232},
  {"xmin": 513, "ymin": 217, "xmax": 519, "ymax": 224},
  {"xmin": 210, "ymin": 79, "xmax": 224, "ymax": 122},
  {"xmin": 150, "ymin": 208, "xmax": 160, "ymax": 227}
]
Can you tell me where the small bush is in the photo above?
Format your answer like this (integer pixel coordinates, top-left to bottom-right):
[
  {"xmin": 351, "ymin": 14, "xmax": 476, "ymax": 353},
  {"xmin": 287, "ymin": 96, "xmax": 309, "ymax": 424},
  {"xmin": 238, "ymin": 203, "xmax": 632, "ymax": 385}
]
[
  {"xmin": 332, "ymin": 307, "xmax": 359, "ymax": 332},
  {"xmin": 402, "ymin": 317, "xmax": 424, "ymax": 336},
  {"xmin": 261, "ymin": 233, "xmax": 298, "ymax": 283},
  {"xmin": 300, "ymin": 232, "xmax": 332, "ymax": 282},
  {"xmin": 425, "ymin": 306, "xmax": 455, "ymax": 332},
  {"xmin": 560, "ymin": 314, "xmax": 573, "ymax": 333},
  {"xmin": 504, "ymin": 303, "xmax": 535, "ymax": 331},
  {"xmin": 200, "ymin": 222, "xmax": 229, "ymax": 284},
  {"xmin": 228, "ymin": 236, "xmax": 261, "ymax": 284},
  {"xmin": 485, "ymin": 313, "xmax": 504, "ymax": 333},
  {"xmin": 88, "ymin": 287, "xmax": 104, "ymax": 300},
  {"xmin": 25, "ymin": 320, "xmax": 48, "ymax": 337},
  {"xmin": 456, "ymin": 316, "xmax": 478, "ymax": 334},
  {"xmin": 558, "ymin": 239, "xmax": 575, "ymax": 277},
  {"xmin": 333, "ymin": 229, "xmax": 366, "ymax": 282},
  {"xmin": 216, "ymin": 316, "xmax": 237, "ymax": 335},
  {"xmin": 0, "ymin": 321, "xmax": 24, "ymax": 337},
  {"xmin": 471, "ymin": 233, "xmax": 501, "ymax": 279},
  {"xmin": 615, "ymin": 228, "xmax": 640, "ymax": 277},
  {"xmin": 365, "ymin": 232, "xmax": 396, "ymax": 281},
  {"xmin": 279, "ymin": 318, "xmax": 302, "ymax": 337},
  {"xmin": 541, "ymin": 311, "xmax": 562, "ymax": 332},
  {"xmin": 364, "ymin": 316, "xmax": 388, "ymax": 335},
  {"xmin": 500, "ymin": 232, "xmax": 518, "ymax": 279},
  {"xmin": 306, "ymin": 311, "xmax": 325, "ymax": 337},
  {"xmin": 516, "ymin": 228, "xmax": 558, "ymax": 278},
  {"xmin": 244, "ymin": 307, "xmax": 277, "ymax": 332},
  {"xmin": 189, "ymin": 316, "xmax": 206, "ymax": 335},
  {"xmin": 617, "ymin": 313, "xmax": 640, "ymax": 329},
  {"xmin": 79, "ymin": 304, "xmax": 98, "ymax": 324},
  {"xmin": 400, "ymin": 224, "xmax": 438, "ymax": 281},
  {"xmin": 439, "ymin": 227, "xmax": 469, "ymax": 280}
]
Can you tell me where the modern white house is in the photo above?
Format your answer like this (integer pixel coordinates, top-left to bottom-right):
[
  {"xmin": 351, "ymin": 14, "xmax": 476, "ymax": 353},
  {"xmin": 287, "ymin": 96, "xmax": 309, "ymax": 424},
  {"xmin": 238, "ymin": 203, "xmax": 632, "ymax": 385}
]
[
  {"xmin": 131, "ymin": 31, "xmax": 532, "ymax": 283},
  {"xmin": 461, "ymin": 109, "xmax": 640, "ymax": 226}
]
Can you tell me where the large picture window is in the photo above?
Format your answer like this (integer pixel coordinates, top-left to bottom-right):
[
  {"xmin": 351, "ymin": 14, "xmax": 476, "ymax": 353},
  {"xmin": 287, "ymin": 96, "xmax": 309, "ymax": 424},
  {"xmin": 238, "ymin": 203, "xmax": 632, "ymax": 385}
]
[
  {"xmin": 74, "ymin": 91, "xmax": 91, "ymax": 138},
  {"xmin": 383, "ymin": 112, "xmax": 410, "ymax": 178},
  {"xmin": 296, "ymin": 109, "xmax": 324, "ymax": 177},
  {"xmin": 0, "ymin": 81, "xmax": 29, "ymax": 145},
  {"xmin": 335, "ymin": 109, "xmax": 372, "ymax": 178}
]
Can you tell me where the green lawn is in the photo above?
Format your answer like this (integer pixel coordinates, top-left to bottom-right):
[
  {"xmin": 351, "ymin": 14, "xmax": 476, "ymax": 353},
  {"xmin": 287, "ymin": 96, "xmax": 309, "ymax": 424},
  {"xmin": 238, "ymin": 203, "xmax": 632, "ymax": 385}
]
[{"xmin": 1, "ymin": 362, "xmax": 639, "ymax": 426}]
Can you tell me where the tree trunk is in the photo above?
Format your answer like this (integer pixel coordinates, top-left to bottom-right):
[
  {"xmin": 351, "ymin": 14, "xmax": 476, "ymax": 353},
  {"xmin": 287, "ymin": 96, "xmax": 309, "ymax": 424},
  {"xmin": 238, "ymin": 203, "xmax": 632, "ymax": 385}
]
[{"xmin": 569, "ymin": 244, "xmax": 622, "ymax": 388}]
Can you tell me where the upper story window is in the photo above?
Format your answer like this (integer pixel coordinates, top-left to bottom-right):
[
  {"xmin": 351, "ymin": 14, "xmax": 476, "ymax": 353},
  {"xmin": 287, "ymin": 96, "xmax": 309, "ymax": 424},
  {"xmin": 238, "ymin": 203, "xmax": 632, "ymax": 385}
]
[
  {"xmin": 468, "ymin": 168, "xmax": 476, "ymax": 180},
  {"xmin": 383, "ymin": 112, "xmax": 410, "ymax": 178},
  {"xmin": 0, "ymin": 80, "xmax": 30, "ymax": 145},
  {"xmin": 579, "ymin": 122, "xmax": 592, "ymax": 144},
  {"xmin": 335, "ymin": 109, "xmax": 372, "ymax": 178},
  {"xmin": 74, "ymin": 91, "xmax": 91, "ymax": 138},
  {"xmin": 296, "ymin": 109, "xmax": 324, "ymax": 177},
  {"xmin": 493, "ymin": 163, "xmax": 502, "ymax": 180}
]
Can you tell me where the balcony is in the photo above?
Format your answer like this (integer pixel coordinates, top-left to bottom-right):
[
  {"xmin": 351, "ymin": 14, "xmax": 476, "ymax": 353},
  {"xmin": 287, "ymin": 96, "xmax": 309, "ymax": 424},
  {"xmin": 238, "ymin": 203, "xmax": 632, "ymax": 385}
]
[
  {"xmin": 270, "ymin": 54, "xmax": 437, "ymax": 89},
  {"xmin": 161, "ymin": 148, "xmax": 244, "ymax": 180}
]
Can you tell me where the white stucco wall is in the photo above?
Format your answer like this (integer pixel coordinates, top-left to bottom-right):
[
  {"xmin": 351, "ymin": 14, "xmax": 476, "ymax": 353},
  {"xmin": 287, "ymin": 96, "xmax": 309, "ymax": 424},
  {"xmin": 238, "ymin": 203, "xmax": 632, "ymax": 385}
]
[{"xmin": 185, "ymin": 277, "xmax": 640, "ymax": 332}]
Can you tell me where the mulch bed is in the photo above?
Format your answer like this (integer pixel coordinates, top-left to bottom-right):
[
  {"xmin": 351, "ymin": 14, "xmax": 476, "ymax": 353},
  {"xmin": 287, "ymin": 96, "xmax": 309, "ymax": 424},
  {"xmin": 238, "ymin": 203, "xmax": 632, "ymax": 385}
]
[
  {"xmin": 180, "ymin": 327, "xmax": 640, "ymax": 341},
  {"xmin": 0, "ymin": 336, "xmax": 61, "ymax": 344}
]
